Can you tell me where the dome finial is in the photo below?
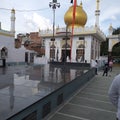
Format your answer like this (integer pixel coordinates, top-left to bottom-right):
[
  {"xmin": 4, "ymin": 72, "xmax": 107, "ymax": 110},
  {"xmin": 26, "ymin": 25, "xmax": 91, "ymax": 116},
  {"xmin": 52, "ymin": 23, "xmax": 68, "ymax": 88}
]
[{"xmin": 11, "ymin": 8, "xmax": 15, "ymax": 13}]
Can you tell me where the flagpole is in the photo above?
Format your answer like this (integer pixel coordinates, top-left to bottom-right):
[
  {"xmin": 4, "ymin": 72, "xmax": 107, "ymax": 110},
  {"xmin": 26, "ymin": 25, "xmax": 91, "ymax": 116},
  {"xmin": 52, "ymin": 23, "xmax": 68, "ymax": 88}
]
[
  {"xmin": 70, "ymin": 0, "xmax": 77, "ymax": 62},
  {"xmin": 49, "ymin": 0, "xmax": 60, "ymax": 61}
]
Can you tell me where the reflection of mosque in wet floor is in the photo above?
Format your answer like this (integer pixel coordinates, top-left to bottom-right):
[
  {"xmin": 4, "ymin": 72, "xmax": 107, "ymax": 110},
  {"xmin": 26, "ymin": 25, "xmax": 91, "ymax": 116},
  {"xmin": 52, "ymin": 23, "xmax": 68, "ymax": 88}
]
[{"xmin": 0, "ymin": 64, "xmax": 87, "ymax": 120}]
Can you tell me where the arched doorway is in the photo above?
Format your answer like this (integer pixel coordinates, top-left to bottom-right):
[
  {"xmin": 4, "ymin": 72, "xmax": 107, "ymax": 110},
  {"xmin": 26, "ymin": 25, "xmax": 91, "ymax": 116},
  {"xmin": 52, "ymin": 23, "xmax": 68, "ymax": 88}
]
[
  {"xmin": 0, "ymin": 47, "xmax": 8, "ymax": 59},
  {"xmin": 76, "ymin": 44, "xmax": 85, "ymax": 62},
  {"xmin": 50, "ymin": 44, "xmax": 56, "ymax": 61},
  {"xmin": 0, "ymin": 47, "xmax": 8, "ymax": 67},
  {"xmin": 61, "ymin": 43, "xmax": 71, "ymax": 62},
  {"xmin": 108, "ymin": 34, "xmax": 120, "ymax": 62},
  {"xmin": 112, "ymin": 42, "xmax": 120, "ymax": 64}
]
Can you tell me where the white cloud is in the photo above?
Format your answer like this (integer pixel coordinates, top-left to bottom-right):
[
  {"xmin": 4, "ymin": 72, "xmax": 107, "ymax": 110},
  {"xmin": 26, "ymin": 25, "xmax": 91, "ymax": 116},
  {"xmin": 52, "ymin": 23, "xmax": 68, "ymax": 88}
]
[
  {"xmin": 111, "ymin": 15, "xmax": 117, "ymax": 20},
  {"xmin": 33, "ymin": 13, "xmax": 52, "ymax": 30},
  {"xmin": 101, "ymin": 7, "xmax": 120, "ymax": 22},
  {"xmin": 22, "ymin": 13, "xmax": 52, "ymax": 32},
  {"xmin": 0, "ymin": 0, "xmax": 120, "ymax": 36}
]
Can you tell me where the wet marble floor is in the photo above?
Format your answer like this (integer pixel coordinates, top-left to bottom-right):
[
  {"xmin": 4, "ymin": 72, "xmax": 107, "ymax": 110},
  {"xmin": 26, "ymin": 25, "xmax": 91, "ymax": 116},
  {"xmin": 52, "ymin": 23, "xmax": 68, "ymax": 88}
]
[{"xmin": 0, "ymin": 64, "xmax": 85, "ymax": 120}]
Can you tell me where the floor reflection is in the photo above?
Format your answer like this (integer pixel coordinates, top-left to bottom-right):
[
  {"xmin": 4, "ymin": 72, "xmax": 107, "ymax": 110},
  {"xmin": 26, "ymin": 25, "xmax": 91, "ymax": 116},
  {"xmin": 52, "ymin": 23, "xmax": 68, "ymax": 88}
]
[{"xmin": 0, "ymin": 64, "xmax": 85, "ymax": 119}]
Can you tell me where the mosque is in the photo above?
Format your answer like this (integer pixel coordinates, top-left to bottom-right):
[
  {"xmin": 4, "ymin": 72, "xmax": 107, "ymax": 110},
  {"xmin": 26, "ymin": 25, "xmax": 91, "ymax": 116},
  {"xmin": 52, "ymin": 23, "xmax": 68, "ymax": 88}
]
[
  {"xmin": 38, "ymin": 0, "xmax": 106, "ymax": 63},
  {"xmin": 16, "ymin": 0, "xmax": 114, "ymax": 65},
  {"xmin": 2, "ymin": 0, "xmax": 117, "ymax": 66}
]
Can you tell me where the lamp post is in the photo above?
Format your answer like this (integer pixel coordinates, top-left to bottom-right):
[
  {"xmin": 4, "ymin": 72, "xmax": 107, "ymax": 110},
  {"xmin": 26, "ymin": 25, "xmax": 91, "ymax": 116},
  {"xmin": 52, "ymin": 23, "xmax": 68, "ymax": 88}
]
[{"xmin": 49, "ymin": 0, "xmax": 60, "ymax": 61}]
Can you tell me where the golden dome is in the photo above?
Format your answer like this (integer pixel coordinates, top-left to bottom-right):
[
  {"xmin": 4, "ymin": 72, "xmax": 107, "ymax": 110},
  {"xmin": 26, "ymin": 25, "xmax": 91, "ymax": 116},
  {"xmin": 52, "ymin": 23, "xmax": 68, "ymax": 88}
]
[{"xmin": 64, "ymin": 2, "xmax": 87, "ymax": 28}]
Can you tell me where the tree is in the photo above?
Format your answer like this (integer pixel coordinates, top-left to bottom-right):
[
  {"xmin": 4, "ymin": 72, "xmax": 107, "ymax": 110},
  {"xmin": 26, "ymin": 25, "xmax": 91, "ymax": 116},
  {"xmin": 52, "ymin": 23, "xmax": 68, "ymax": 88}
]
[
  {"xmin": 100, "ymin": 38, "xmax": 108, "ymax": 56},
  {"xmin": 112, "ymin": 27, "xmax": 120, "ymax": 59},
  {"xmin": 113, "ymin": 27, "xmax": 120, "ymax": 35},
  {"xmin": 112, "ymin": 42, "xmax": 120, "ymax": 56}
]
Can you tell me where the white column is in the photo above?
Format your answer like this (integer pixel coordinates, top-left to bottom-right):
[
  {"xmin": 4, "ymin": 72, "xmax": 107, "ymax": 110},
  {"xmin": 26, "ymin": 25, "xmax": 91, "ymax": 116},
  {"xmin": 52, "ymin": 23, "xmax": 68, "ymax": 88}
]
[
  {"xmin": 108, "ymin": 24, "xmax": 114, "ymax": 35},
  {"xmin": 45, "ymin": 38, "xmax": 50, "ymax": 60},
  {"xmin": 71, "ymin": 37, "xmax": 77, "ymax": 62},
  {"xmin": 10, "ymin": 9, "xmax": 16, "ymax": 35},
  {"xmin": 95, "ymin": 0, "xmax": 100, "ymax": 27}
]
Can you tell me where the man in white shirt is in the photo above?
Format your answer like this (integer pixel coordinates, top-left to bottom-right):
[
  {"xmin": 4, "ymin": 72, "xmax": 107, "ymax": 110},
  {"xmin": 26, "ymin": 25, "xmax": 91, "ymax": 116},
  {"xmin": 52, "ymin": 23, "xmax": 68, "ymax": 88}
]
[{"xmin": 108, "ymin": 74, "xmax": 120, "ymax": 120}]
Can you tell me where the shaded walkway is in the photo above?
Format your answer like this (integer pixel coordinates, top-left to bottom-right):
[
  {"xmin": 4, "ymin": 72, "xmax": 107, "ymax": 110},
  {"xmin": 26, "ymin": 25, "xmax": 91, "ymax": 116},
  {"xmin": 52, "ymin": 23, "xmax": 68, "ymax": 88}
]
[{"xmin": 45, "ymin": 66, "xmax": 120, "ymax": 120}]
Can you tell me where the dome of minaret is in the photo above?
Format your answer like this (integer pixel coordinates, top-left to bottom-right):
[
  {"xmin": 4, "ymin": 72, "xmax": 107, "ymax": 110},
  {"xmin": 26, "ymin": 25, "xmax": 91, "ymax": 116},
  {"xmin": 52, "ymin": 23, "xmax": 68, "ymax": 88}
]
[
  {"xmin": 64, "ymin": 2, "xmax": 87, "ymax": 28},
  {"xmin": 11, "ymin": 8, "xmax": 15, "ymax": 13}
]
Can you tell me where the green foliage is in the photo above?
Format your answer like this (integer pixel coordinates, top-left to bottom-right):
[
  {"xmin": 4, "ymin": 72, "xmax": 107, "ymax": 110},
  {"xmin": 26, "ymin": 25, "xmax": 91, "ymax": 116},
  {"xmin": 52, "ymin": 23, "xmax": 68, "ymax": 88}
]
[
  {"xmin": 112, "ymin": 42, "xmax": 120, "ymax": 56},
  {"xmin": 100, "ymin": 38, "xmax": 108, "ymax": 56},
  {"xmin": 112, "ymin": 27, "xmax": 120, "ymax": 57},
  {"xmin": 113, "ymin": 27, "xmax": 120, "ymax": 35}
]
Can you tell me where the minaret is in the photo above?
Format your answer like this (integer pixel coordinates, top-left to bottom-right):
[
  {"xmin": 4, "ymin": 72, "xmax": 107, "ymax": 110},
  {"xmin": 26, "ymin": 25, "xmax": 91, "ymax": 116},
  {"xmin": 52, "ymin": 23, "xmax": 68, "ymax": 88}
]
[
  {"xmin": 38, "ymin": 28, "xmax": 41, "ymax": 37},
  {"xmin": 11, "ymin": 8, "xmax": 16, "ymax": 35},
  {"xmin": 95, "ymin": 0, "xmax": 100, "ymax": 27},
  {"xmin": 108, "ymin": 24, "xmax": 114, "ymax": 35}
]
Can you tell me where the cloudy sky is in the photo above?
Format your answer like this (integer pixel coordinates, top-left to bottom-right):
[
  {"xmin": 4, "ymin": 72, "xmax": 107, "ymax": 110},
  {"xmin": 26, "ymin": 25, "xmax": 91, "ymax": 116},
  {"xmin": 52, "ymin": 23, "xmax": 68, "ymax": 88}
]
[{"xmin": 0, "ymin": 0, "xmax": 120, "ymax": 36}]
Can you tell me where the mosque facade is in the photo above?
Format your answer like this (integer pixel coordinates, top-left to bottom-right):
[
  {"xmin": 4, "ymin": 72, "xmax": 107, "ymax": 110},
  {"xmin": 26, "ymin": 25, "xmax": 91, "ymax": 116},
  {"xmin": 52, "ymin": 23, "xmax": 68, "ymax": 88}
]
[{"xmin": 38, "ymin": 0, "xmax": 106, "ymax": 63}]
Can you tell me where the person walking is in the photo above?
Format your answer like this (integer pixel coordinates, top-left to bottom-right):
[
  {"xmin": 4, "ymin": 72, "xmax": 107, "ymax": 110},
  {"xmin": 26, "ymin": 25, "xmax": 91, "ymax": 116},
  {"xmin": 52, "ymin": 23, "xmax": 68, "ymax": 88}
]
[
  {"xmin": 95, "ymin": 60, "xmax": 98, "ymax": 75},
  {"xmin": 91, "ymin": 59, "xmax": 98, "ymax": 75},
  {"xmin": 108, "ymin": 74, "xmax": 120, "ymax": 120},
  {"xmin": 109, "ymin": 60, "xmax": 113, "ymax": 72},
  {"xmin": 102, "ymin": 63, "xmax": 109, "ymax": 76}
]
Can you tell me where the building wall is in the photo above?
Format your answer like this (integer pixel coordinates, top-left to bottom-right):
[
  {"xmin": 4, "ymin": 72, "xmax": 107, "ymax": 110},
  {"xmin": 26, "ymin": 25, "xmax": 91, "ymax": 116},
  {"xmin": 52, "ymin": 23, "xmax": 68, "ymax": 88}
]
[
  {"xmin": 44, "ymin": 35, "xmax": 94, "ymax": 63},
  {"xmin": 0, "ymin": 33, "xmax": 32, "ymax": 64},
  {"xmin": 85, "ymin": 36, "xmax": 92, "ymax": 63}
]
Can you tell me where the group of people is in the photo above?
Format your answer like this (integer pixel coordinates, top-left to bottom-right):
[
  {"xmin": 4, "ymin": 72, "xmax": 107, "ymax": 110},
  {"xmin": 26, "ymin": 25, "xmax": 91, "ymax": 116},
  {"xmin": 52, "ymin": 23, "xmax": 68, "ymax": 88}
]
[
  {"xmin": 102, "ymin": 60, "xmax": 113, "ymax": 76},
  {"xmin": 91, "ymin": 59, "xmax": 120, "ymax": 119},
  {"xmin": 92, "ymin": 59, "xmax": 120, "ymax": 120},
  {"xmin": 92, "ymin": 59, "xmax": 113, "ymax": 76},
  {"xmin": 102, "ymin": 60, "xmax": 120, "ymax": 120}
]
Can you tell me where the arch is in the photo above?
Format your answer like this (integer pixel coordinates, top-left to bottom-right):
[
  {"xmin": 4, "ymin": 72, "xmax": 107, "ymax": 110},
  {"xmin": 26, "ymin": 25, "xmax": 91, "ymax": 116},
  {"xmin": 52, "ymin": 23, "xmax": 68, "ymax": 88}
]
[
  {"xmin": 62, "ymin": 43, "xmax": 71, "ymax": 49},
  {"xmin": 50, "ymin": 44, "xmax": 56, "ymax": 49},
  {"xmin": 112, "ymin": 42, "xmax": 120, "ymax": 56},
  {"xmin": 76, "ymin": 44, "xmax": 85, "ymax": 62},
  {"xmin": 108, "ymin": 34, "xmax": 120, "ymax": 62},
  {"xmin": 108, "ymin": 35, "xmax": 120, "ymax": 52},
  {"xmin": 78, "ymin": 44, "xmax": 85, "ymax": 48},
  {"xmin": 50, "ymin": 44, "xmax": 56, "ymax": 60},
  {"xmin": 61, "ymin": 43, "xmax": 71, "ymax": 62},
  {"xmin": 0, "ymin": 47, "xmax": 8, "ymax": 58}
]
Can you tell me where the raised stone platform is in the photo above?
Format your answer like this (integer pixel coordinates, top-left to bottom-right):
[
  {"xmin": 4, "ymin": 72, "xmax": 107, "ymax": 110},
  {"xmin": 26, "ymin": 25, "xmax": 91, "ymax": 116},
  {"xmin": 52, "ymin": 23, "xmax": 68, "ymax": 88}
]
[{"xmin": 0, "ymin": 64, "xmax": 95, "ymax": 120}]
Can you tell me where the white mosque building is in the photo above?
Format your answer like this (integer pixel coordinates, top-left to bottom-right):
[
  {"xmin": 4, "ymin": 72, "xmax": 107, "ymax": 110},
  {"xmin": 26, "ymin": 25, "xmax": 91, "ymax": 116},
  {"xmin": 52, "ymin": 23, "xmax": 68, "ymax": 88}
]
[
  {"xmin": 38, "ymin": 0, "xmax": 106, "ymax": 64},
  {"xmin": 0, "ymin": 0, "xmax": 107, "ymax": 66},
  {"xmin": 0, "ymin": 9, "xmax": 32, "ymax": 66}
]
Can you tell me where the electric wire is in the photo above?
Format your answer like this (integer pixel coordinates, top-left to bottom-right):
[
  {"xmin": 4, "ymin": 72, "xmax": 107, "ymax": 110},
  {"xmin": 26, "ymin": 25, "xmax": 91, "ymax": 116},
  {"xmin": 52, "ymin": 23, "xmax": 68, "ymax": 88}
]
[{"xmin": 0, "ymin": 7, "xmax": 49, "ymax": 12}]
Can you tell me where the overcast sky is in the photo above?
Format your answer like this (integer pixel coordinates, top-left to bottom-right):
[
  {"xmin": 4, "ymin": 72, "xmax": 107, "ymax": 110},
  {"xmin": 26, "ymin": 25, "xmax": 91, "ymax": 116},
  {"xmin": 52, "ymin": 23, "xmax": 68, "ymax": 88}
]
[{"xmin": 0, "ymin": 0, "xmax": 120, "ymax": 36}]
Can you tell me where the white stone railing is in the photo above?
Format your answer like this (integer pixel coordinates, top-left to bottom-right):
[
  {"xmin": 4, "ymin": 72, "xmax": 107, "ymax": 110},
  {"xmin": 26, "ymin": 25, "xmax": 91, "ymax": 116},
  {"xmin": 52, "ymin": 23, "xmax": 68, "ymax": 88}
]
[{"xmin": 39, "ymin": 26, "xmax": 106, "ymax": 39}]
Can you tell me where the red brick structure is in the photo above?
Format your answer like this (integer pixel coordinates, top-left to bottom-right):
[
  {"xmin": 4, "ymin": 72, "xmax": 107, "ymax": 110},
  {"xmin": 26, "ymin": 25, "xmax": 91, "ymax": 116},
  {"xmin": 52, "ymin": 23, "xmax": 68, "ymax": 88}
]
[{"xmin": 16, "ymin": 32, "xmax": 45, "ymax": 57}]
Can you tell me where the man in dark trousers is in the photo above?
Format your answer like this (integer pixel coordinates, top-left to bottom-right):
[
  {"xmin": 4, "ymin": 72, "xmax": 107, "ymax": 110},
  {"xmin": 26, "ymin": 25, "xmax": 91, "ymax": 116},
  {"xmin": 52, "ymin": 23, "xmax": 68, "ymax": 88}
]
[{"xmin": 102, "ymin": 63, "xmax": 109, "ymax": 76}]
